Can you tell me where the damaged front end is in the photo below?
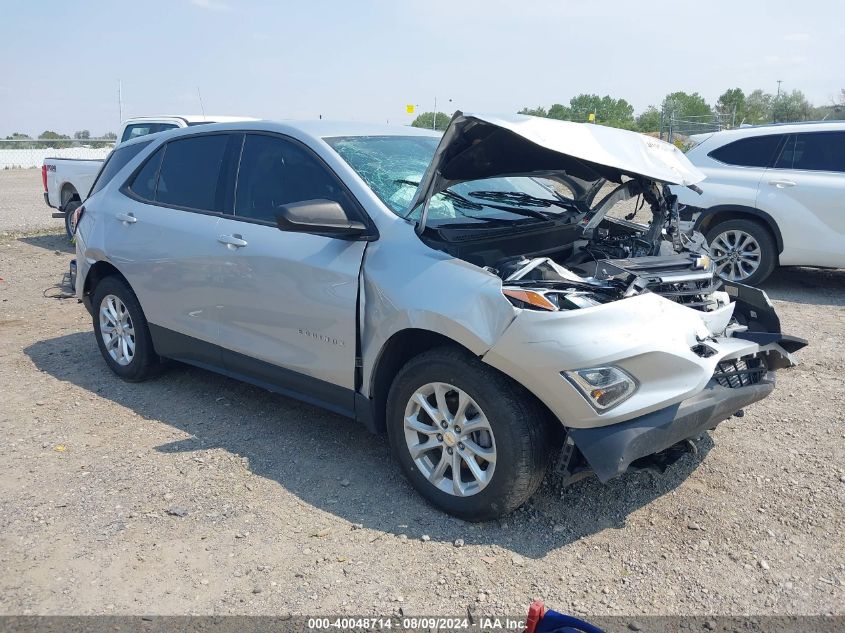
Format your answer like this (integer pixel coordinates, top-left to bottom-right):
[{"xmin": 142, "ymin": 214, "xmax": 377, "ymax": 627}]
[
  {"xmin": 402, "ymin": 112, "xmax": 807, "ymax": 486},
  {"xmin": 405, "ymin": 112, "xmax": 727, "ymax": 313},
  {"xmin": 484, "ymin": 280, "xmax": 807, "ymax": 485},
  {"xmin": 489, "ymin": 248, "xmax": 806, "ymax": 484}
]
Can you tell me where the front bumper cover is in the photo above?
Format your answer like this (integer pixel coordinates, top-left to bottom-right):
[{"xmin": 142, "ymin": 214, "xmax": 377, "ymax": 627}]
[{"xmin": 568, "ymin": 374, "xmax": 774, "ymax": 482}]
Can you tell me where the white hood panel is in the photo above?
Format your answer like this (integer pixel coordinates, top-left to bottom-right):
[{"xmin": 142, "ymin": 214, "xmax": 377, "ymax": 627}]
[
  {"xmin": 408, "ymin": 112, "xmax": 705, "ymax": 227},
  {"xmin": 488, "ymin": 114, "xmax": 705, "ymax": 186}
]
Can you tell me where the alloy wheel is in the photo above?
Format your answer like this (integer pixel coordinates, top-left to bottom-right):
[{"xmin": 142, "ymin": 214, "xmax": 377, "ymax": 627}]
[
  {"xmin": 710, "ymin": 229, "xmax": 762, "ymax": 281},
  {"xmin": 403, "ymin": 382, "xmax": 496, "ymax": 497},
  {"xmin": 99, "ymin": 294, "xmax": 136, "ymax": 366}
]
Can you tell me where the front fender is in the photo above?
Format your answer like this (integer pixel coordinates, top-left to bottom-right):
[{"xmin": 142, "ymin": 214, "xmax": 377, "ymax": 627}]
[{"xmin": 358, "ymin": 221, "xmax": 515, "ymax": 397}]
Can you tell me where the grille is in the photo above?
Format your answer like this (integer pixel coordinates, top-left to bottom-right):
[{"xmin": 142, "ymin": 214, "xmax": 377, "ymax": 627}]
[
  {"xmin": 691, "ymin": 343, "xmax": 717, "ymax": 358},
  {"xmin": 713, "ymin": 356, "xmax": 766, "ymax": 388},
  {"xmin": 648, "ymin": 276, "xmax": 723, "ymax": 310}
]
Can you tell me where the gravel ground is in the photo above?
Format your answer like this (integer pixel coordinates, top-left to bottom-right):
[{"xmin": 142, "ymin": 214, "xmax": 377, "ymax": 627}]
[
  {"xmin": 0, "ymin": 178, "xmax": 843, "ymax": 618},
  {"xmin": 0, "ymin": 169, "xmax": 64, "ymax": 236}
]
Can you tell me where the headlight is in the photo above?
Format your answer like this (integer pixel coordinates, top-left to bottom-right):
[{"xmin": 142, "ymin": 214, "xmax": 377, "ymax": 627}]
[
  {"xmin": 502, "ymin": 288, "xmax": 558, "ymax": 311},
  {"xmin": 502, "ymin": 287, "xmax": 602, "ymax": 311},
  {"xmin": 563, "ymin": 366, "xmax": 637, "ymax": 411}
]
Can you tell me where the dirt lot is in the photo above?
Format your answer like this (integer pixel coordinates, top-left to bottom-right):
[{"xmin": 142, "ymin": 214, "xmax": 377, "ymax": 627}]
[
  {"xmin": 0, "ymin": 170, "xmax": 64, "ymax": 236},
  {"xmin": 0, "ymin": 174, "xmax": 843, "ymax": 618}
]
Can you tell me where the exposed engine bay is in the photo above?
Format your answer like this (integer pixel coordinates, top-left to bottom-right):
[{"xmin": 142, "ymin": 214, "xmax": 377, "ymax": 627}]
[{"xmin": 422, "ymin": 177, "xmax": 729, "ymax": 313}]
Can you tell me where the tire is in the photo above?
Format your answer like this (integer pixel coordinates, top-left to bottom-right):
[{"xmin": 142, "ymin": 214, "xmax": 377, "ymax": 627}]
[
  {"xmin": 91, "ymin": 276, "xmax": 161, "ymax": 382},
  {"xmin": 60, "ymin": 186, "xmax": 80, "ymax": 239},
  {"xmin": 64, "ymin": 199, "xmax": 80, "ymax": 238},
  {"xmin": 705, "ymin": 218, "xmax": 777, "ymax": 286},
  {"xmin": 386, "ymin": 346, "xmax": 558, "ymax": 521}
]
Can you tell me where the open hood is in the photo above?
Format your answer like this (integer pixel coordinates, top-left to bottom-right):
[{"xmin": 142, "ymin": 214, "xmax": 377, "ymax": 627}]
[{"xmin": 408, "ymin": 112, "xmax": 705, "ymax": 233}]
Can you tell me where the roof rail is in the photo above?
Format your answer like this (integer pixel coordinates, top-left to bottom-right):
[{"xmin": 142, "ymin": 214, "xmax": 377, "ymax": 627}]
[{"xmin": 737, "ymin": 119, "xmax": 844, "ymax": 129}]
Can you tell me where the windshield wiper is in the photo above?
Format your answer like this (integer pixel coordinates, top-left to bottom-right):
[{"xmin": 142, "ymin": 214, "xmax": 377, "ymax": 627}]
[
  {"xmin": 467, "ymin": 190, "xmax": 576, "ymax": 210},
  {"xmin": 397, "ymin": 180, "xmax": 556, "ymax": 223},
  {"xmin": 396, "ymin": 179, "xmax": 485, "ymax": 215}
]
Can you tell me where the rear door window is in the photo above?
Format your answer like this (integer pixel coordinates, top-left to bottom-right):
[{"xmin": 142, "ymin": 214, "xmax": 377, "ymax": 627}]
[
  {"xmin": 708, "ymin": 134, "xmax": 784, "ymax": 167},
  {"xmin": 121, "ymin": 122, "xmax": 179, "ymax": 143},
  {"xmin": 775, "ymin": 132, "xmax": 845, "ymax": 173},
  {"xmin": 155, "ymin": 134, "xmax": 240, "ymax": 212},
  {"xmin": 88, "ymin": 140, "xmax": 153, "ymax": 197}
]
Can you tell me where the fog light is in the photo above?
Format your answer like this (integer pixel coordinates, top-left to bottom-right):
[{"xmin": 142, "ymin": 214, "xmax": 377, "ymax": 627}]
[{"xmin": 563, "ymin": 366, "xmax": 637, "ymax": 411}]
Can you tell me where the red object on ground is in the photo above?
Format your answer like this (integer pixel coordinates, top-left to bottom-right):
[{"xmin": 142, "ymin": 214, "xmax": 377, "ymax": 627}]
[{"xmin": 525, "ymin": 600, "xmax": 546, "ymax": 633}]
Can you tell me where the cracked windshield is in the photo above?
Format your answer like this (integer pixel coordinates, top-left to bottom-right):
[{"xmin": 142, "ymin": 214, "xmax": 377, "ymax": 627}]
[{"xmin": 326, "ymin": 135, "xmax": 578, "ymax": 227}]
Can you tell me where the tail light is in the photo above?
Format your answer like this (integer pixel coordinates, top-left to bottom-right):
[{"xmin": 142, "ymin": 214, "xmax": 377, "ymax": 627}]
[
  {"xmin": 72, "ymin": 205, "xmax": 85, "ymax": 235},
  {"xmin": 41, "ymin": 164, "xmax": 48, "ymax": 191}
]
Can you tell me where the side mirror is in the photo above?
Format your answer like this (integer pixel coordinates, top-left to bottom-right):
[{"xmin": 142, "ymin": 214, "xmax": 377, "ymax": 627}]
[{"xmin": 275, "ymin": 199, "xmax": 370, "ymax": 240}]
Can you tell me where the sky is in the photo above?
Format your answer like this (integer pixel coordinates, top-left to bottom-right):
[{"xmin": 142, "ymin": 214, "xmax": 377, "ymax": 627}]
[{"xmin": 1, "ymin": 0, "xmax": 843, "ymax": 137}]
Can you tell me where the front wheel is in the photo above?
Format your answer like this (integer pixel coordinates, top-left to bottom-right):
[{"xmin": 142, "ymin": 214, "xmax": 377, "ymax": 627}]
[{"xmin": 386, "ymin": 347, "xmax": 558, "ymax": 521}]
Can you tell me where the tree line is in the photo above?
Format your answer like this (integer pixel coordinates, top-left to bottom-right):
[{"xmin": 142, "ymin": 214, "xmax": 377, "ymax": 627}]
[
  {"xmin": 412, "ymin": 87, "xmax": 845, "ymax": 133},
  {"xmin": 1, "ymin": 130, "xmax": 117, "ymax": 148},
  {"xmin": 8, "ymin": 87, "xmax": 845, "ymax": 144}
]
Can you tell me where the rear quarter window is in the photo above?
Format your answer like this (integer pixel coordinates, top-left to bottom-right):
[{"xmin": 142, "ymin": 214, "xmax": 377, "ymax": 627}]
[
  {"xmin": 708, "ymin": 134, "xmax": 783, "ymax": 168},
  {"xmin": 127, "ymin": 146, "xmax": 165, "ymax": 200},
  {"xmin": 775, "ymin": 131, "xmax": 845, "ymax": 173},
  {"xmin": 88, "ymin": 140, "xmax": 153, "ymax": 197}
]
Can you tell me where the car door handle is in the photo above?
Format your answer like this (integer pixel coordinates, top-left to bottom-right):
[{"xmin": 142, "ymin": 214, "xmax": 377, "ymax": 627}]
[
  {"xmin": 217, "ymin": 234, "xmax": 248, "ymax": 248},
  {"xmin": 768, "ymin": 179, "xmax": 796, "ymax": 188},
  {"xmin": 116, "ymin": 212, "xmax": 137, "ymax": 224}
]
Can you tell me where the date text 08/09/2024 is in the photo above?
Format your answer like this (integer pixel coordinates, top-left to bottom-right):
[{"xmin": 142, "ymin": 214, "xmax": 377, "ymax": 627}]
[{"xmin": 306, "ymin": 617, "xmax": 526, "ymax": 630}]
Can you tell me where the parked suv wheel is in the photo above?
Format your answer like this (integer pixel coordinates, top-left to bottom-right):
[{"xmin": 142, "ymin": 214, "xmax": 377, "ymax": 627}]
[
  {"xmin": 706, "ymin": 218, "xmax": 777, "ymax": 286},
  {"xmin": 386, "ymin": 347, "xmax": 557, "ymax": 521},
  {"xmin": 91, "ymin": 276, "xmax": 161, "ymax": 382}
]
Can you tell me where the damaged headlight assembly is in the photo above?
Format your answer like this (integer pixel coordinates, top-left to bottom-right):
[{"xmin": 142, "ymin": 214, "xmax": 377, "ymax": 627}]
[
  {"xmin": 563, "ymin": 366, "xmax": 638, "ymax": 411},
  {"xmin": 502, "ymin": 287, "xmax": 603, "ymax": 311}
]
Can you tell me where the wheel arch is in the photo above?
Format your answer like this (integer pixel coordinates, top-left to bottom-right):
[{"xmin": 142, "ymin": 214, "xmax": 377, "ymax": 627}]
[
  {"xmin": 693, "ymin": 205, "xmax": 783, "ymax": 254},
  {"xmin": 363, "ymin": 329, "xmax": 475, "ymax": 435},
  {"xmin": 81, "ymin": 260, "xmax": 130, "ymax": 314},
  {"xmin": 361, "ymin": 327, "xmax": 560, "ymax": 440},
  {"xmin": 60, "ymin": 182, "xmax": 80, "ymax": 207}
]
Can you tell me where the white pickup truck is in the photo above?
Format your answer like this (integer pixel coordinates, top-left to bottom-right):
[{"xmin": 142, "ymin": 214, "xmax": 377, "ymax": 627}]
[{"xmin": 42, "ymin": 115, "xmax": 254, "ymax": 236}]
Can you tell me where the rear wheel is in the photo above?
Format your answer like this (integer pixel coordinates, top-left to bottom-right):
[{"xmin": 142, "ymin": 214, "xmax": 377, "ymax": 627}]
[
  {"xmin": 386, "ymin": 347, "xmax": 557, "ymax": 521},
  {"xmin": 60, "ymin": 186, "xmax": 80, "ymax": 239},
  {"xmin": 91, "ymin": 276, "xmax": 161, "ymax": 381},
  {"xmin": 64, "ymin": 200, "xmax": 80, "ymax": 237},
  {"xmin": 706, "ymin": 218, "xmax": 777, "ymax": 286}
]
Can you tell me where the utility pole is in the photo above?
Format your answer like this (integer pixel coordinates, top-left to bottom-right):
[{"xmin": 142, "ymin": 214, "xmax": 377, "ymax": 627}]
[
  {"xmin": 197, "ymin": 87, "xmax": 206, "ymax": 119},
  {"xmin": 776, "ymin": 80, "xmax": 782, "ymax": 98},
  {"xmin": 432, "ymin": 97, "xmax": 453, "ymax": 131},
  {"xmin": 774, "ymin": 80, "xmax": 783, "ymax": 123}
]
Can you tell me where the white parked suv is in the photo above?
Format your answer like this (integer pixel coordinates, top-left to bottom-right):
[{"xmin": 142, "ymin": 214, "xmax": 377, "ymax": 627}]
[{"xmin": 675, "ymin": 121, "xmax": 845, "ymax": 285}]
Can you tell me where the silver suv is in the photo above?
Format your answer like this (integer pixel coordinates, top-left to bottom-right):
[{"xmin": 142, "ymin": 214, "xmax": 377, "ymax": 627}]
[{"xmin": 74, "ymin": 113, "xmax": 803, "ymax": 520}]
